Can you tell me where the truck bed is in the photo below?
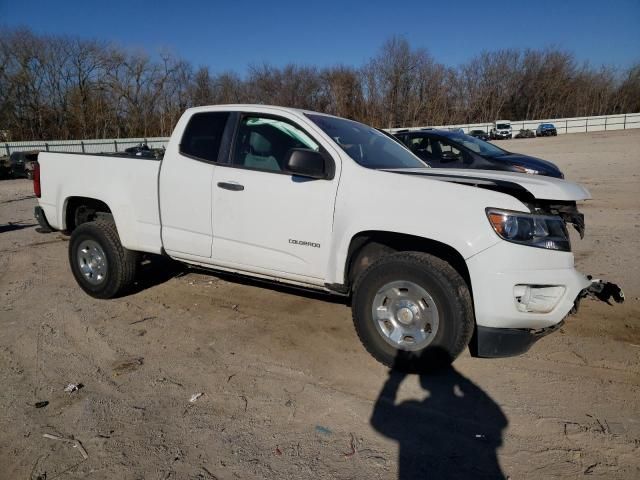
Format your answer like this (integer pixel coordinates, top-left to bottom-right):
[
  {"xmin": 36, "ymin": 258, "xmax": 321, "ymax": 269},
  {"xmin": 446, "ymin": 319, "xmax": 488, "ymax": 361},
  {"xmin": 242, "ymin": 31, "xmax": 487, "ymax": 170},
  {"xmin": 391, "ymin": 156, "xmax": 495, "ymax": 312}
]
[{"xmin": 37, "ymin": 151, "xmax": 163, "ymax": 254}]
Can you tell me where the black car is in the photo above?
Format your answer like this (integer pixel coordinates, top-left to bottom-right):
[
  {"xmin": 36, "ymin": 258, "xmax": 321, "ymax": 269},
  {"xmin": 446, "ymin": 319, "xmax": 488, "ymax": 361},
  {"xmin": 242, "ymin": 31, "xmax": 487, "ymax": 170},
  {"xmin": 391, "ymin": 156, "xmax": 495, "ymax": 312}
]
[
  {"xmin": 468, "ymin": 129, "xmax": 490, "ymax": 141},
  {"xmin": 393, "ymin": 129, "xmax": 564, "ymax": 178},
  {"xmin": 9, "ymin": 151, "xmax": 38, "ymax": 179},
  {"xmin": 536, "ymin": 123, "xmax": 558, "ymax": 137},
  {"xmin": 121, "ymin": 143, "xmax": 164, "ymax": 159}
]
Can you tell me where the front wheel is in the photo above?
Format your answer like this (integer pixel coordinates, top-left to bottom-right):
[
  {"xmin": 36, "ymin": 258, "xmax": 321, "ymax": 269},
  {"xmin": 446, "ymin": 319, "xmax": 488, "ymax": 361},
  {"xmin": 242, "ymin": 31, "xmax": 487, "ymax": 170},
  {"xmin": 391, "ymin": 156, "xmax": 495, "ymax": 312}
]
[
  {"xmin": 69, "ymin": 219, "xmax": 138, "ymax": 298},
  {"xmin": 352, "ymin": 252, "xmax": 474, "ymax": 372}
]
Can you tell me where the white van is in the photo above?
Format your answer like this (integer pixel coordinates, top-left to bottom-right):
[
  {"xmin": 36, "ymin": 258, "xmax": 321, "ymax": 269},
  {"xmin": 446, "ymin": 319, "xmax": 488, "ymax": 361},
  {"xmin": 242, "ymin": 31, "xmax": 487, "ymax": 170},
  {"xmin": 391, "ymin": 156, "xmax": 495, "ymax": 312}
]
[{"xmin": 490, "ymin": 120, "xmax": 512, "ymax": 140}]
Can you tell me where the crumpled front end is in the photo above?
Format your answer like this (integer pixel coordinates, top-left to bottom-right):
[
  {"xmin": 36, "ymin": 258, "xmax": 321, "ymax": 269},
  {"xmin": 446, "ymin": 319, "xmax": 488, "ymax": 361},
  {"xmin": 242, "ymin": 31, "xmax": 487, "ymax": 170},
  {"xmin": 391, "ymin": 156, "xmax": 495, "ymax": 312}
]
[{"xmin": 467, "ymin": 239, "xmax": 624, "ymax": 358}]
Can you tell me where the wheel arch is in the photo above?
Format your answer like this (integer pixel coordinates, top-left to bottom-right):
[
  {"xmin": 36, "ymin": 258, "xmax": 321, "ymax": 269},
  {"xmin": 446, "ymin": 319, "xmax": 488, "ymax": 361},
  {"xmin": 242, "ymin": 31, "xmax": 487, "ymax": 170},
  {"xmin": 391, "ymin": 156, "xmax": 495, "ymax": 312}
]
[
  {"xmin": 63, "ymin": 196, "xmax": 112, "ymax": 232},
  {"xmin": 344, "ymin": 231, "xmax": 472, "ymax": 296}
]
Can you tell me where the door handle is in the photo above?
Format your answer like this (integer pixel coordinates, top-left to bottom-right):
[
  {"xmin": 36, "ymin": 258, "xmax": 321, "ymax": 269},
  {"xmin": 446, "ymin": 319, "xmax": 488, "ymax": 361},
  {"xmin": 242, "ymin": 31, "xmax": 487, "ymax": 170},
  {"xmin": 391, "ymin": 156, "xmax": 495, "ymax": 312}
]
[{"xmin": 217, "ymin": 182, "xmax": 244, "ymax": 191}]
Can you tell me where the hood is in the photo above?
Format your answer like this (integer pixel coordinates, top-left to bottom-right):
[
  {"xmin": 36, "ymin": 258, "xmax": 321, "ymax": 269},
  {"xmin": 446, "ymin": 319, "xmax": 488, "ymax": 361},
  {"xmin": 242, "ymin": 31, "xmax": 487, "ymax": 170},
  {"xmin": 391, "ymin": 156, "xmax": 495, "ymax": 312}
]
[
  {"xmin": 494, "ymin": 153, "xmax": 561, "ymax": 174},
  {"xmin": 384, "ymin": 167, "xmax": 591, "ymax": 202}
]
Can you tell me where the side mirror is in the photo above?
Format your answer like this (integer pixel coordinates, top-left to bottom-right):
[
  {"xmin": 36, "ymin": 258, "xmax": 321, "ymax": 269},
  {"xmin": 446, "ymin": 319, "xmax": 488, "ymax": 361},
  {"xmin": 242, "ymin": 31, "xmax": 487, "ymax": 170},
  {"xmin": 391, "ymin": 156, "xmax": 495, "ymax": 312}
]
[{"xmin": 285, "ymin": 149, "xmax": 328, "ymax": 179}]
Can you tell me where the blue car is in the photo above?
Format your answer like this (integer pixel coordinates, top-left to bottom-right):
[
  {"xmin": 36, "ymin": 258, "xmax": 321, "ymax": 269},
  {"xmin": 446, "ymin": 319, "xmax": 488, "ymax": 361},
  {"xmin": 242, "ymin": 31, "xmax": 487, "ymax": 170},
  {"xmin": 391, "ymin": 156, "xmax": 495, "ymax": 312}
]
[{"xmin": 536, "ymin": 123, "xmax": 557, "ymax": 137}]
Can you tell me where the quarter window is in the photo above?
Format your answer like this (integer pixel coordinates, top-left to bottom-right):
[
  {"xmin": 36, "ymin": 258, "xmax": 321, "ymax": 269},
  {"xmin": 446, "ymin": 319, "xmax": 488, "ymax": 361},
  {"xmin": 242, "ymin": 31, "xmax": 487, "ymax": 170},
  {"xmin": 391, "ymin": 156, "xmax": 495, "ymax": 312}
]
[
  {"xmin": 180, "ymin": 112, "xmax": 230, "ymax": 162},
  {"xmin": 232, "ymin": 116, "xmax": 319, "ymax": 172}
]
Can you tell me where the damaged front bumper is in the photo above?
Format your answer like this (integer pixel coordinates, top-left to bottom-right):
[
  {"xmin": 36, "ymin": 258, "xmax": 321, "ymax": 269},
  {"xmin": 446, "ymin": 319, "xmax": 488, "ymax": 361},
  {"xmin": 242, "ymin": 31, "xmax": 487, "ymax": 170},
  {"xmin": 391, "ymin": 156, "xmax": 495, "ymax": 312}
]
[
  {"xmin": 467, "ymin": 239, "xmax": 624, "ymax": 358},
  {"xmin": 474, "ymin": 278, "xmax": 625, "ymax": 358},
  {"xmin": 475, "ymin": 321, "xmax": 564, "ymax": 358}
]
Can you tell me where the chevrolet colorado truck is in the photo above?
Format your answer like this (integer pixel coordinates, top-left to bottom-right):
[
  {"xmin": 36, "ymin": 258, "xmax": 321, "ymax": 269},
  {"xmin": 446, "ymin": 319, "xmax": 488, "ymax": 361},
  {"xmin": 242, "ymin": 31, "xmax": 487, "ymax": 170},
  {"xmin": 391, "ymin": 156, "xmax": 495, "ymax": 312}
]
[{"xmin": 32, "ymin": 105, "xmax": 621, "ymax": 370}]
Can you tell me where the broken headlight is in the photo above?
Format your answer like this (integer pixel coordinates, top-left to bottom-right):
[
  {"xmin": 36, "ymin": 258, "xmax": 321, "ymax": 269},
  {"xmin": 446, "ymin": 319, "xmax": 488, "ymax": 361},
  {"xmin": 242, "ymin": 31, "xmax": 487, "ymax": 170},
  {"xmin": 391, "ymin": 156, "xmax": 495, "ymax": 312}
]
[{"xmin": 486, "ymin": 208, "xmax": 570, "ymax": 252}]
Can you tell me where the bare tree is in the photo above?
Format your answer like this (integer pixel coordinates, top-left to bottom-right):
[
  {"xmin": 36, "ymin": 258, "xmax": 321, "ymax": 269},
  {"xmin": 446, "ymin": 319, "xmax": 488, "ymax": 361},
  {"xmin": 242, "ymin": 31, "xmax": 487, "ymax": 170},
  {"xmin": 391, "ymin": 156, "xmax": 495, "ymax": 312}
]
[{"xmin": 0, "ymin": 27, "xmax": 637, "ymax": 142}]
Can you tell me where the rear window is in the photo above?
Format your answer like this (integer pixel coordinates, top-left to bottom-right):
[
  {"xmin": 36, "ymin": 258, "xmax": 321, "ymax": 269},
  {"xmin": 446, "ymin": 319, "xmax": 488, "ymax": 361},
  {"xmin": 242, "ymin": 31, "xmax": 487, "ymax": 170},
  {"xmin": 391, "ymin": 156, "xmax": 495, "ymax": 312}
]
[{"xmin": 180, "ymin": 112, "xmax": 230, "ymax": 162}]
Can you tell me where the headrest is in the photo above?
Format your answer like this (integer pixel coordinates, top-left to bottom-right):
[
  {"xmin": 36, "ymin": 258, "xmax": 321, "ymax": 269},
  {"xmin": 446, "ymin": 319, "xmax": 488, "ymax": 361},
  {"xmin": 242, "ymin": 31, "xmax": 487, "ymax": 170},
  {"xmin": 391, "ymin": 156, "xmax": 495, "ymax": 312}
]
[{"xmin": 250, "ymin": 132, "xmax": 271, "ymax": 155}]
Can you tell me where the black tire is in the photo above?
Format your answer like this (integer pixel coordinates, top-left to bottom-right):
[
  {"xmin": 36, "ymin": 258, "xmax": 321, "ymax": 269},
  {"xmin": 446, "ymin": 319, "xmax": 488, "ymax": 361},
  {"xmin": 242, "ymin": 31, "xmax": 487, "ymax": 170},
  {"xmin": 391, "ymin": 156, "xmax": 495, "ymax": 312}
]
[
  {"xmin": 352, "ymin": 252, "xmax": 474, "ymax": 372},
  {"xmin": 69, "ymin": 219, "xmax": 138, "ymax": 298}
]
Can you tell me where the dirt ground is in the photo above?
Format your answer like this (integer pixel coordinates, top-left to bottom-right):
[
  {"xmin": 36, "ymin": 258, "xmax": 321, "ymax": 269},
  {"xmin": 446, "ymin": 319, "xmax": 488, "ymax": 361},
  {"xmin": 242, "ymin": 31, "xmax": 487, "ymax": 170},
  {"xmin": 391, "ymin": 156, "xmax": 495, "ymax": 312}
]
[{"xmin": 1, "ymin": 129, "xmax": 639, "ymax": 479}]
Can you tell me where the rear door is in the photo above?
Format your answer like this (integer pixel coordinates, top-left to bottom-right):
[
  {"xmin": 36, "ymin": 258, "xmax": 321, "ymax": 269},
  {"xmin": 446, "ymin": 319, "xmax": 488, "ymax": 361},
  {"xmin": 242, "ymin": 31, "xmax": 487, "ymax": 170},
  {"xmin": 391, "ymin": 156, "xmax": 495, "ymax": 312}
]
[
  {"xmin": 210, "ymin": 112, "xmax": 339, "ymax": 281},
  {"xmin": 159, "ymin": 111, "xmax": 232, "ymax": 259}
]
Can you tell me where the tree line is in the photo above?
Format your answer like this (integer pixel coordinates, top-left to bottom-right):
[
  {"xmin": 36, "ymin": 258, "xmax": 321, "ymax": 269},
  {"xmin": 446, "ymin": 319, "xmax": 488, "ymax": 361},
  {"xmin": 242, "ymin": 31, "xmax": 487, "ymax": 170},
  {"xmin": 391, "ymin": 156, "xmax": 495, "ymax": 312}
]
[{"xmin": 1, "ymin": 28, "xmax": 639, "ymax": 141}]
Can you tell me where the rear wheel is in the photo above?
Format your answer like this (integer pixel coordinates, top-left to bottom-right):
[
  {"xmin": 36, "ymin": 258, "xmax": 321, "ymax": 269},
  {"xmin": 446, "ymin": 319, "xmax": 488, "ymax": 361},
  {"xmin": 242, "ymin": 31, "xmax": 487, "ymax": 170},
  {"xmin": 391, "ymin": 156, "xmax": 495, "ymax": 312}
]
[
  {"xmin": 352, "ymin": 252, "xmax": 474, "ymax": 372},
  {"xmin": 69, "ymin": 219, "xmax": 138, "ymax": 298}
]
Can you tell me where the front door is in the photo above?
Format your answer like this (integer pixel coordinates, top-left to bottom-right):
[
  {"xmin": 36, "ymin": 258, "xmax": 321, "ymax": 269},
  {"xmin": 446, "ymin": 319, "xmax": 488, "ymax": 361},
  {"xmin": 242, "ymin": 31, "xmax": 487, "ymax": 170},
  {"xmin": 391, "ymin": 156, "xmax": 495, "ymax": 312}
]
[{"xmin": 211, "ymin": 114, "xmax": 339, "ymax": 281}]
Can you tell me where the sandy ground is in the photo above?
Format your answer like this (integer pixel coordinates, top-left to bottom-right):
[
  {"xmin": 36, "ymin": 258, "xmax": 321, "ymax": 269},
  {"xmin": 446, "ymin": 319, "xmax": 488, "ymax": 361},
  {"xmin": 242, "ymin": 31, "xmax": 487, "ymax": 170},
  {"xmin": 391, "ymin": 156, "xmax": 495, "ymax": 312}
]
[{"xmin": 0, "ymin": 129, "xmax": 639, "ymax": 479}]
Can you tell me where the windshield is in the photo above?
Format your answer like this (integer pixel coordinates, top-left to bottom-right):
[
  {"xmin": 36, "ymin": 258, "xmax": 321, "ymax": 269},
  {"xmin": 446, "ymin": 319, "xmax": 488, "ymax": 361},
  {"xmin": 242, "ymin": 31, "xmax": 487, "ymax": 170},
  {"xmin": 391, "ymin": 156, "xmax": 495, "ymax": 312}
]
[
  {"xmin": 446, "ymin": 133, "xmax": 508, "ymax": 158},
  {"xmin": 306, "ymin": 114, "xmax": 427, "ymax": 169},
  {"xmin": 496, "ymin": 123, "xmax": 511, "ymax": 130}
]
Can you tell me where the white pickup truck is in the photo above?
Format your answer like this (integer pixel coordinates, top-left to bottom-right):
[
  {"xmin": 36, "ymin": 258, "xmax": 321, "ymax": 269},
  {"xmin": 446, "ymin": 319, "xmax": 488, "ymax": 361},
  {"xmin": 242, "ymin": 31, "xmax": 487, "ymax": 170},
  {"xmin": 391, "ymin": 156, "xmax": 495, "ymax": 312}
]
[{"xmin": 33, "ymin": 105, "xmax": 621, "ymax": 370}]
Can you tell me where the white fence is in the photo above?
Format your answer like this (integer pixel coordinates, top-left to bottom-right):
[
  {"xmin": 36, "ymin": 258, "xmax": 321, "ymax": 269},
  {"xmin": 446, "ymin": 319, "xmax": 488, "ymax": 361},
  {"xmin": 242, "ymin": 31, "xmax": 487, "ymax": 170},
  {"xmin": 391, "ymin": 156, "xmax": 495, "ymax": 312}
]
[
  {"xmin": 2, "ymin": 137, "xmax": 169, "ymax": 156},
  {"xmin": 3, "ymin": 112, "xmax": 640, "ymax": 156},
  {"xmin": 388, "ymin": 112, "xmax": 640, "ymax": 135}
]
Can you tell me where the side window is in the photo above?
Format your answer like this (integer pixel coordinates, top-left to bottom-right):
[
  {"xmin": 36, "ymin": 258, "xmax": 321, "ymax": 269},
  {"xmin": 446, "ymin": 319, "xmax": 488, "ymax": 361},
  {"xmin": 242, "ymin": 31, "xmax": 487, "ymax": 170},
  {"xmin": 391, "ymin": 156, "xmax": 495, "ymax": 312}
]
[
  {"xmin": 180, "ymin": 112, "xmax": 230, "ymax": 162},
  {"xmin": 408, "ymin": 136, "xmax": 431, "ymax": 154},
  {"xmin": 432, "ymin": 139, "xmax": 462, "ymax": 159},
  {"xmin": 232, "ymin": 116, "xmax": 319, "ymax": 172},
  {"xmin": 461, "ymin": 139, "xmax": 481, "ymax": 153}
]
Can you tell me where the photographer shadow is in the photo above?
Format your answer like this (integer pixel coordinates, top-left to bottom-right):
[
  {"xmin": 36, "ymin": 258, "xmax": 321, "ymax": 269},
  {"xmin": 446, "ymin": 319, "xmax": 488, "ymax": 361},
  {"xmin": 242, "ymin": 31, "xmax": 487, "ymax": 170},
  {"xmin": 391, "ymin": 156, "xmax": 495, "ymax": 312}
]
[{"xmin": 370, "ymin": 354, "xmax": 508, "ymax": 479}]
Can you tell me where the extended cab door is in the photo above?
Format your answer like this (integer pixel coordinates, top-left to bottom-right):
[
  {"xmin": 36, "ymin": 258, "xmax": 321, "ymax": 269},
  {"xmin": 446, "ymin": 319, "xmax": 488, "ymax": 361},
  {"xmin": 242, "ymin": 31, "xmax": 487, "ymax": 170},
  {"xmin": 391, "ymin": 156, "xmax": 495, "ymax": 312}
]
[
  {"xmin": 210, "ymin": 113, "xmax": 339, "ymax": 282},
  {"xmin": 159, "ymin": 111, "xmax": 232, "ymax": 259}
]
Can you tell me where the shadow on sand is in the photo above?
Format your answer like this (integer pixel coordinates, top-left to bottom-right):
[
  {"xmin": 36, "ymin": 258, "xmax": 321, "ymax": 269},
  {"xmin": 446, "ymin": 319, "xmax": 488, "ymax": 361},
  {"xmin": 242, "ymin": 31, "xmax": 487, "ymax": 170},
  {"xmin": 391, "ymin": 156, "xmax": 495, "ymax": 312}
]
[
  {"xmin": 0, "ymin": 222, "xmax": 37, "ymax": 234},
  {"xmin": 370, "ymin": 353, "xmax": 508, "ymax": 479}
]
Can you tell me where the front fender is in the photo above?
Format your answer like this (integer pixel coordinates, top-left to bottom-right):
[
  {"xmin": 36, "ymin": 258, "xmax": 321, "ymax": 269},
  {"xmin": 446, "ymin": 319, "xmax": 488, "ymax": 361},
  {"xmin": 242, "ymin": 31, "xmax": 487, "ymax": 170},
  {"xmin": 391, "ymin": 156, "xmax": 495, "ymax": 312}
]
[{"xmin": 324, "ymin": 165, "xmax": 528, "ymax": 285}]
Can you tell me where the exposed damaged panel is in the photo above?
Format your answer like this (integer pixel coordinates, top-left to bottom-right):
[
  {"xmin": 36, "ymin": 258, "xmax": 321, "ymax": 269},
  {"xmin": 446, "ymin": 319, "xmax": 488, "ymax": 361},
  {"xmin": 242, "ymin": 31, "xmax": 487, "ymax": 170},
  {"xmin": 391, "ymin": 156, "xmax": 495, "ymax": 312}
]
[
  {"xmin": 385, "ymin": 168, "xmax": 590, "ymax": 238},
  {"xmin": 528, "ymin": 200, "xmax": 586, "ymax": 238},
  {"xmin": 583, "ymin": 278, "xmax": 625, "ymax": 304},
  {"xmin": 572, "ymin": 277, "xmax": 625, "ymax": 314},
  {"xmin": 385, "ymin": 168, "xmax": 592, "ymax": 201}
]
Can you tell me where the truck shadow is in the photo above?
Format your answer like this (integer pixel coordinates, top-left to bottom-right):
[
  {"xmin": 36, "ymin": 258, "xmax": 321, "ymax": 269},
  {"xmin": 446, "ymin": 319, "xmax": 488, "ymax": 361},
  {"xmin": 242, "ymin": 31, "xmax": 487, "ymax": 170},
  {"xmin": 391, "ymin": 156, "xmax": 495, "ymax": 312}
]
[
  {"xmin": 0, "ymin": 222, "xmax": 37, "ymax": 234},
  {"xmin": 129, "ymin": 254, "xmax": 188, "ymax": 295},
  {"xmin": 370, "ymin": 353, "xmax": 508, "ymax": 479}
]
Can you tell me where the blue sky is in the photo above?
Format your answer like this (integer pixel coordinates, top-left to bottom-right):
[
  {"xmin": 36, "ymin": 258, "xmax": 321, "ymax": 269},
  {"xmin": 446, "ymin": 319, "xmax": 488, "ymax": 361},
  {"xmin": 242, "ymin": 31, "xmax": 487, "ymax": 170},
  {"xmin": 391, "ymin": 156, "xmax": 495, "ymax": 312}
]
[{"xmin": 3, "ymin": 0, "xmax": 639, "ymax": 73}]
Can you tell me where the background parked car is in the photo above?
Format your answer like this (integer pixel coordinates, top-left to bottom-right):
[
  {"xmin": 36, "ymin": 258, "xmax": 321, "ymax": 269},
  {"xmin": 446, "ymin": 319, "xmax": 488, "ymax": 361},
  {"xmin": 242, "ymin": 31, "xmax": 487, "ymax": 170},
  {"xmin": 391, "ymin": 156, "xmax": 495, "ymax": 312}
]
[
  {"xmin": 9, "ymin": 151, "xmax": 38, "ymax": 179},
  {"xmin": 515, "ymin": 129, "xmax": 536, "ymax": 139},
  {"xmin": 116, "ymin": 143, "xmax": 165, "ymax": 159},
  {"xmin": 468, "ymin": 129, "xmax": 490, "ymax": 141},
  {"xmin": 537, "ymin": 123, "xmax": 558, "ymax": 136},
  {"xmin": 489, "ymin": 120, "xmax": 512, "ymax": 139},
  {"xmin": 393, "ymin": 129, "xmax": 564, "ymax": 178}
]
